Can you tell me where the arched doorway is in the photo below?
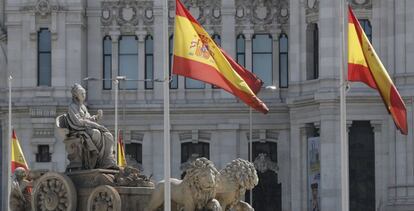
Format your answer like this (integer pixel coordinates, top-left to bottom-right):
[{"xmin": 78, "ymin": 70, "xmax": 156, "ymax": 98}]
[{"xmin": 246, "ymin": 141, "xmax": 282, "ymax": 211}]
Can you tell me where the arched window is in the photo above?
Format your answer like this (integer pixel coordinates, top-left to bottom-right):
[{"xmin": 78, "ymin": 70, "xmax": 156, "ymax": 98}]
[
  {"xmin": 169, "ymin": 35, "xmax": 178, "ymax": 89},
  {"xmin": 145, "ymin": 35, "xmax": 154, "ymax": 89},
  {"xmin": 212, "ymin": 34, "xmax": 221, "ymax": 46},
  {"xmin": 38, "ymin": 28, "xmax": 51, "ymax": 86},
  {"xmin": 119, "ymin": 36, "xmax": 138, "ymax": 89},
  {"xmin": 306, "ymin": 23, "xmax": 318, "ymax": 80},
  {"xmin": 236, "ymin": 34, "xmax": 245, "ymax": 67},
  {"xmin": 252, "ymin": 34, "xmax": 273, "ymax": 86},
  {"xmin": 279, "ymin": 33, "xmax": 288, "ymax": 88},
  {"xmin": 103, "ymin": 36, "xmax": 112, "ymax": 90},
  {"xmin": 359, "ymin": 19, "xmax": 372, "ymax": 43}
]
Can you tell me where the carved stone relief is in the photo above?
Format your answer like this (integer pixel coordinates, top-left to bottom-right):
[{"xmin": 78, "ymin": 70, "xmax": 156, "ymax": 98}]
[
  {"xmin": 168, "ymin": 0, "xmax": 221, "ymax": 32},
  {"xmin": 179, "ymin": 130, "xmax": 211, "ymax": 142},
  {"xmin": 20, "ymin": 0, "xmax": 66, "ymax": 16},
  {"xmin": 350, "ymin": 0, "xmax": 372, "ymax": 9},
  {"xmin": 253, "ymin": 153, "xmax": 279, "ymax": 174},
  {"xmin": 235, "ymin": 0, "xmax": 288, "ymax": 33},
  {"xmin": 305, "ymin": 0, "xmax": 319, "ymax": 23},
  {"xmin": 101, "ymin": 0, "xmax": 154, "ymax": 34},
  {"xmin": 246, "ymin": 129, "xmax": 279, "ymax": 142}
]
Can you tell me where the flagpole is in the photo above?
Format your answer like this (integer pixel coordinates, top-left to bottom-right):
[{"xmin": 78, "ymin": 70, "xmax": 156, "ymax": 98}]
[
  {"xmin": 339, "ymin": 0, "xmax": 349, "ymax": 211},
  {"xmin": 163, "ymin": 0, "xmax": 171, "ymax": 210},
  {"xmin": 7, "ymin": 75, "xmax": 12, "ymax": 211}
]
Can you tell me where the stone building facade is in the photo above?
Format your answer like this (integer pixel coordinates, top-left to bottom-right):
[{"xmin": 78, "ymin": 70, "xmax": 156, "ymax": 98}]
[{"xmin": 0, "ymin": 0, "xmax": 413, "ymax": 210}]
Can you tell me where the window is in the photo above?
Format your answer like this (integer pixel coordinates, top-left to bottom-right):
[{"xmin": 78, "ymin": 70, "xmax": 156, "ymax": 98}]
[
  {"xmin": 125, "ymin": 143, "xmax": 142, "ymax": 164},
  {"xmin": 236, "ymin": 34, "xmax": 245, "ymax": 67},
  {"xmin": 212, "ymin": 34, "xmax": 221, "ymax": 46},
  {"xmin": 359, "ymin": 19, "xmax": 372, "ymax": 43},
  {"xmin": 252, "ymin": 34, "xmax": 273, "ymax": 86},
  {"xmin": 169, "ymin": 35, "xmax": 178, "ymax": 89},
  {"xmin": 38, "ymin": 28, "xmax": 51, "ymax": 86},
  {"xmin": 306, "ymin": 23, "xmax": 319, "ymax": 80},
  {"xmin": 181, "ymin": 142, "xmax": 210, "ymax": 163},
  {"xmin": 103, "ymin": 36, "xmax": 112, "ymax": 90},
  {"xmin": 279, "ymin": 33, "xmax": 288, "ymax": 88},
  {"xmin": 119, "ymin": 36, "xmax": 138, "ymax": 89},
  {"xmin": 145, "ymin": 35, "xmax": 154, "ymax": 89},
  {"xmin": 36, "ymin": 145, "xmax": 51, "ymax": 162}
]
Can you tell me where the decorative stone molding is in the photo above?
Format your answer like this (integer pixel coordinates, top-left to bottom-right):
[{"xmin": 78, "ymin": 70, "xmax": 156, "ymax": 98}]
[
  {"xmin": 130, "ymin": 131, "xmax": 144, "ymax": 142},
  {"xmin": 20, "ymin": 0, "xmax": 66, "ymax": 16},
  {"xmin": 305, "ymin": 0, "xmax": 319, "ymax": 23},
  {"xmin": 253, "ymin": 153, "xmax": 279, "ymax": 174},
  {"xmin": 30, "ymin": 107, "xmax": 56, "ymax": 118},
  {"xmin": 235, "ymin": 0, "xmax": 287, "ymax": 33},
  {"xmin": 101, "ymin": 0, "xmax": 154, "ymax": 35},
  {"xmin": 349, "ymin": 0, "xmax": 372, "ymax": 10},
  {"xmin": 168, "ymin": 0, "xmax": 222, "ymax": 31},
  {"xmin": 179, "ymin": 130, "xmax": 211, "ymax": 142},
  {"xmin": 246, "ymin": 129, "xmax": 278, "ymax": 142},
  {"xmin": 33, "ymin": 128, "xmax": 54, "ymax": 138}
]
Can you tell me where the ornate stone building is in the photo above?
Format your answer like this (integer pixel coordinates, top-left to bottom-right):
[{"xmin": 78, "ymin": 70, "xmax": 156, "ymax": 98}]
[{"xmin": 0, "ymin": 0, "xmax": 413, "ymax": 210}]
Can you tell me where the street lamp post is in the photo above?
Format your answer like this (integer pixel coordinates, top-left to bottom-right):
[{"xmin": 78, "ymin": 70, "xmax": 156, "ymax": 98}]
[{"xmin": 249, "ymin": 85, "xmax": 277, "ymax": 207}]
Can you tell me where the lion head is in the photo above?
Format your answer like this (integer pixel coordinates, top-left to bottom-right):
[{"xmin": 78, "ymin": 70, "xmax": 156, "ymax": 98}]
[
  {"xmin": 183, "ymin": 157, "xmax": 219, "ymax": 209},
  {"xmin": 220, "ymin": 158, "xmax": 259, "ymax": 203}
]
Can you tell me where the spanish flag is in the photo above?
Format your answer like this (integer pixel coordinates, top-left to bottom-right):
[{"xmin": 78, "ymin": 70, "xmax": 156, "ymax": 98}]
[
  {"xmin": 348, "ymin": 6, "xmax": 407, "ymax": 135},
  {"xmin": 117, "ymin": 130, "xmax": 127, "ymax": 167},
  {"xmin": 11, "ymin": 129, "xmax": 29, "ymax": 173},
  {"xmin": 172, "ymin": 0, "xmax": 269, "ymax": 113}
]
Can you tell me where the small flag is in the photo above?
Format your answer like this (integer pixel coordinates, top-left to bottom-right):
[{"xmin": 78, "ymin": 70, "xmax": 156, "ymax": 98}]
[
  {"xmin": 11, "ymin": 129, "xmax": 29, "ymax": 173},
  {"xmin": 172, "ymin": 0, "xmax": 269, "ymax": 114},
  {"xmin": 348, "ymin": 6, "xmax": 407, "ymax": 135},
  {"xmin": 117, "ymin": 130, "xmax": 127, "ymax": 167}
]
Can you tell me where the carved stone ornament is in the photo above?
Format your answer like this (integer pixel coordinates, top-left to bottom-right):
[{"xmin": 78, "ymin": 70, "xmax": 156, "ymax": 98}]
[
  {"xmin": 87, "ymin": 185, "xmax": 121, "ymax": 211},
  {"xmin": 350, "ymin": 0, "xmax": 372, "ymax": 9},
  {"xmin": 101, "ymin": 0, "xmax": 154, "ymax": 33},
  {"xmin": 168, "ymin": 0, "xmax": 221, "ymax": 28},
  {"xmin": 305, "ymin": 0, "xmax": 319, "ymax": 23},
  {"xmin": 20, "ymin": 0, "xmax": 65, "ymax": 16},
  {"xmin": 253, "ymin": 153, "xmax": 279, "ymax": 174},
  {"xmin": 235, "ymin": 0, "xmax": 282, "ymax": 32},
  {"xmin": 31, "ymin": 172, "xmax": 77, "ymax": 211}
]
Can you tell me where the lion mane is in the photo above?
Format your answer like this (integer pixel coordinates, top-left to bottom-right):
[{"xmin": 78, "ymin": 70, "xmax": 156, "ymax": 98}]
[
  {"xmin": 183, "ymin": 157, "xmax": 219, "ymax": 209},
  {"xmin": 219, "ymin": 158, "xmax": 259, "ymax": 208}
]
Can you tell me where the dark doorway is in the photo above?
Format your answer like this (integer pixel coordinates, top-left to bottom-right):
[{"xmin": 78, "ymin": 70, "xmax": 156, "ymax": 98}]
[
  {"xmin": 246, "ymin": 142, "xmax": 282, "ymax": 211},
  {"xmin": 349, "ymin": 121, "xmax": 375, "ymax": 211}
]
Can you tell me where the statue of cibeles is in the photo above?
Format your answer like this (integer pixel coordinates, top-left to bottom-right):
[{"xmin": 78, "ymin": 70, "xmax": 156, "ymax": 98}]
[
  {"xmin": 61, "ymin": 83, "xmax": 118, "ymax": 170},
  {"xmin": 10, "ymin": 167, "xmax": 32, "ymax": 211}
]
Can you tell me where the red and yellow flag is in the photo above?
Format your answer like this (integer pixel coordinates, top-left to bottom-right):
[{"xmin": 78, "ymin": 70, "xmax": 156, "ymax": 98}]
[
  {"xmin": 172, "ymin": 0, "xmax": 269, "ymax": 113},
  {"xmin": 117, "ymin": 130, "xmax": 127, "ymax": 167},
  {"xmin": 348, "ymin": 6, "xmax": 407, "ymax": 135},
  {"xmin": 11, "ymin": 129, "xmax": 29, "ymax": 173}
]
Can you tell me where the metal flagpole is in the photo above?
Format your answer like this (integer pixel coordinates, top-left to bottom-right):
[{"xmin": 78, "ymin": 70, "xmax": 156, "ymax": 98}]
[
  {"xmin": 163, "ymin": 0, "xmax": 171, "ymax": 210},
  {"xmin": 249, "ymin": 107, "xmax": 253, "ymax": 206},
  {"xmin": 339, "ymin": 0, "xmax": 349, "ymax": 210},
  {"xmin": 114, "ymin": 79, "xmax": 119, "ymax": 159},
  {"xmin": 7, "ymin": 75, "xmax": 12, "ymax": 211}
]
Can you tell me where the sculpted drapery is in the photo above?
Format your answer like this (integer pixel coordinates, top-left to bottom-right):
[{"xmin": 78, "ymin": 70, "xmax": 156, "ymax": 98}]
[{"xmin": 66, "ymin": 83, "xmax": 118, "ymax": 170}]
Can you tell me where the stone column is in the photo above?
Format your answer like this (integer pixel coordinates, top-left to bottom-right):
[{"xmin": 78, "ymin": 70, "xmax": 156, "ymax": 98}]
[
  {"xmin": 221, "ymin": 0, "xmax": 235, "ymax": 57},
  {"xmin": 289, "ymin": 0, "xmax": 302, "ymax": 83},
  {"xmin": 244, "ymin": 30, "xmax": 254, "ymax": 72},
  {"xmin": 371, "ymin": 121, "xmax": 388, "ymax": 210},
  {"xmin": 277, "ymin": 129, "xmax": 291, "ymax": 211},
  {"xmin": 405, "ymin": 0, "xmax": 414, "ymax": 75},
  {"xmin": 217, "ymin": 124, "xmax": 239, "ymax": 168},
  {"xmin": 272, "ymin": 30, "xmax": 281, "ymax": 88},
  {"xmin": 289, "ymin": 123, "xmax": 303, "ymax": 211},
  {"xmin": 136, "ymin": 31, "xmax": 147, "ymax": 91}
]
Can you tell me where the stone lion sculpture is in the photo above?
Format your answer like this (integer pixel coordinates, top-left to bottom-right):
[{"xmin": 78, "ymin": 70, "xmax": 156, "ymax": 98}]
[
  {"xmin": 146, "ymin": 157, "xmax": 222, "ymax": 211},
  {"xmin": 215, "ymin": 158, "xmax": 259, "ymax": 211}
]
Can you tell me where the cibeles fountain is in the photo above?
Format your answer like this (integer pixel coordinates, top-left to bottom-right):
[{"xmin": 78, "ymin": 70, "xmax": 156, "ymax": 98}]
[{"xmin": 27, "ymin": 83, "xmax": 259, "ymax": 211}]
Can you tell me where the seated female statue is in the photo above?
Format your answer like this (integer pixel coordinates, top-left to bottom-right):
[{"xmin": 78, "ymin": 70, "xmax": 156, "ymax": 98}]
[{"xmin": 66, "ymin": 83, "xmax": 118, "ymax": 170}]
